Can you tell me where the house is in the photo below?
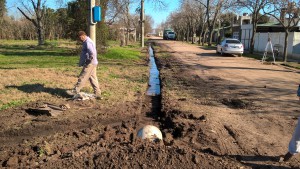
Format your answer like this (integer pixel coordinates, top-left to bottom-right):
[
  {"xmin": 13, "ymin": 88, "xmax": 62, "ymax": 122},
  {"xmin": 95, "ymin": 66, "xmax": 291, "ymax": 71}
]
[
  {"xmin": 213, "ymin": 13, "xmax": 251, "ymax": 43},
  {"xmin": 213, "ymin": 10, "xmax": 300, "ymax": 60},
  {"xmin": 240, "ymin": 3, "xmax": 300, "ymax": 60},
  {"xmin": 241, "ymin": 22, "xmax": 300, "ymax": 60}
]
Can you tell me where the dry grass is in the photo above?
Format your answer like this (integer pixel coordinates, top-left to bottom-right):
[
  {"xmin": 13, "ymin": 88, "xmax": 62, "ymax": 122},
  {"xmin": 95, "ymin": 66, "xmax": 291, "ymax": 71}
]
[{"xmin": 0, "ymin": 40, "xmax": 148, "ymax": 110}]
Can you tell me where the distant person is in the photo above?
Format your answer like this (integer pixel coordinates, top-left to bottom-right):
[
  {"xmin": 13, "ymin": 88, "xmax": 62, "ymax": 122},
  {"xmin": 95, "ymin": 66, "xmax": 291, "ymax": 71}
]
[
  {"xmin": 67, "ymin": 31, "xmax": 101, "ymax": 99},
  {"xmin": 283, "ymin": 85, "xmax": 300, "ymax": 161}
]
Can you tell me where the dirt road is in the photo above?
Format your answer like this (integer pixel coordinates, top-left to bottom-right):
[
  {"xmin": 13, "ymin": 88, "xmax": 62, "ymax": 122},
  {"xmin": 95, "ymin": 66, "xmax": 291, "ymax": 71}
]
[
  {"xmin": 153, "ymin": 38, "xmax": 300, "ymax": 168},
  {"xmin": 1, "ymin": 38, "xmax": 300, "ymax": 168}
]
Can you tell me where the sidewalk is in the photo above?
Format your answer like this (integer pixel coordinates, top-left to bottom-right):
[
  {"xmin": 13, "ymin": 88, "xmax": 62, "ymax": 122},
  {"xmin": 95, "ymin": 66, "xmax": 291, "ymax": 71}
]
[{"xmin": 243, "ymin": 50, "xmax": 300, "ymax": 69}]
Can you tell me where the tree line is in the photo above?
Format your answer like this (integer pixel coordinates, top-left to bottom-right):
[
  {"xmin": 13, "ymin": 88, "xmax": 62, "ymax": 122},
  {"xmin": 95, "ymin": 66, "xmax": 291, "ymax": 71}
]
[
  {"xmin": 161, "ymin": 0, "xmax": 300, "ymax": 62},
  {"xmin": 0, "ymin": 0, "xmax": 155, "ymax": 51}
]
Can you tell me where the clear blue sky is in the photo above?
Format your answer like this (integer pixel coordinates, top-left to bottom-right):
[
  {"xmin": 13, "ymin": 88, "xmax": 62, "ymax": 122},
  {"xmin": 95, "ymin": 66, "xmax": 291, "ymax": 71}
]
[
  {"xmin": 144, "ymin": 0, "xmax": 180, "ymax": 28},
  {"xmin": 6, "ymin": 0, "xmax": 180, "ymax": 28}
]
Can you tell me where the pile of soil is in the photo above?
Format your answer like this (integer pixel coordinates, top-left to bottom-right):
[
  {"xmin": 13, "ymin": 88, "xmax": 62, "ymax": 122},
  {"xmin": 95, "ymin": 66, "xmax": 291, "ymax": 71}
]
[{"xmin": 0, "ymin": 98, "xmax": 243, "ymax": 169}]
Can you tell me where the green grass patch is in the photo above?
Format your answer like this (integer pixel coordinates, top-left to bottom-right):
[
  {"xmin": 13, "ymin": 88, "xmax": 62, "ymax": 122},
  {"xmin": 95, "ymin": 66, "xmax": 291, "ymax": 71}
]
[
  {"xmin": 100, "ymin": 46, "xmax": 140, "ymax": 60},
  {"xmin": 0, "ymin": 99, "xmax": 29, "ymax": 111},
  {"xmin": 0, "ymin": 55, "xmax": 78, "ymax": 69},
  {"xmin": 0, "ymin": 40, "xmax": 78, "ymax": 69}
]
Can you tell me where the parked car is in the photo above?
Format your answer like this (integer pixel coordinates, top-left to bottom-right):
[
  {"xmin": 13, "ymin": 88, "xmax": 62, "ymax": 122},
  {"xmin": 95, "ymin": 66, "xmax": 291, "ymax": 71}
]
[
  {"xmin": 166, "ymin": 32, "xmax": 176, "ymax": 40},
  {"xmin": 163, "ymin": 28, "xmax": 173, "ymax": 40},
  {"xmin": 216, "ymin": 38, "xmax": 243, "ymax": 56}
]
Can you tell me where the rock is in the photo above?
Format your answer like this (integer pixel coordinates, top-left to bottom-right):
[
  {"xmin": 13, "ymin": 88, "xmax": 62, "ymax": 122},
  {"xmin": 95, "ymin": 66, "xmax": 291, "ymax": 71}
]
[
  {"xmin": 42, "ymin": 141, "xmax": 53, "ymax": 155},
  {"xmin": 199, "ymin": 115, "xmax": 207, "ymax": 121},
  {"xmin": 188, "ymin": 114, "xmax": 197, "ymax": 119},
  {"xmin": 121, "ymin": 121, "xmax": 128, "ymax": 129},
  {"xmin": 60, "ymin": 147, "xmax": 69, "ymax": 154},
  {"xmin": 73, "ymin": 131, "xmax": 80, "ymax": 138},
  {"xmin": 164, "ymin": 133, "xmax": 174, "ymax": 146},
  {"xmin": 177, "ymin": 147, "xmax": 187, "ymax": 155},
  {"xmin": 103, "ymin": 132, "xmax": 110, "ymax": 140},
  {"xmin": 82, "ymin": 128, "xmax": 92, "ymax": 135},
  {"xmin": 104, "ymin": 125, "xmax": 111, "ymax": 131},
  {"xmin": 100, "ymin": 142, "xmax": 106, "ymax": 147},
  {"xmin": 6, "ymin": 156, "xmax": 18, "ymax": 167},
  {"xmin": 56, "ymin": 150, "xmax": 62, "ymax": 156},
  {"xmin": 192, "ymin": 154, "xmax": 199, "ymax": 164}
]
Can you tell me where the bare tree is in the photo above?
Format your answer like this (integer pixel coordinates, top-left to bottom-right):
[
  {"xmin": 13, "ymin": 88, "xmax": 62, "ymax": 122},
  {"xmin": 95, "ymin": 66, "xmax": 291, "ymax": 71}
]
[
  {"xmin": 17, "ymin": 0, "xmax": 46, "ymax": 45},
  {"xmin": 195, "ymin": 0, "xmax": 233, "ymax": 46},
  {"xmin": 0, "ymin": 0, "xmax": 6, "ymax": 39},
  {"xmin": 235, "ymin": 0, "xmax": 268, "ymax": 54},
  {"xmin": 167, "ymin": 1, "xmax": 193, "ymax": 42},
  {"xmin": 195, "ymin": 1, "xmax": 207, "ymax": 45},
  {"xmin": 264, "ymin": 1, "xmax": 300, "ymax": 62}
]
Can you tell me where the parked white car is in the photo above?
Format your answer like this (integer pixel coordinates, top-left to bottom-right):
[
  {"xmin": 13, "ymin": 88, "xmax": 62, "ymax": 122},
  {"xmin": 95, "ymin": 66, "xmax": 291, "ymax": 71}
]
[{"xmin": 216, "ymin": 38, "xmax": 243, "ymax": 56}]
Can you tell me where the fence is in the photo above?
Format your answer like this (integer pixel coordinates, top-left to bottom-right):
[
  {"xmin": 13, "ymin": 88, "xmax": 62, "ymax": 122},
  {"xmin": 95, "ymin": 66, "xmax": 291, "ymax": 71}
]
[{"xmin": 241, "ymin": 25, "xmax": 300, "ymax": 60}]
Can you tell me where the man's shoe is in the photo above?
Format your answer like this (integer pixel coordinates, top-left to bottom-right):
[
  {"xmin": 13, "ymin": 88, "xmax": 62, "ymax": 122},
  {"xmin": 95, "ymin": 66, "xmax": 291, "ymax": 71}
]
[
  {"xmin": 283, "ymin": 152, "xmax": 293, "ymax": 162},
  {"xmin": 95, "ymin": 95, "xmax": 103, "ymax": 100}
]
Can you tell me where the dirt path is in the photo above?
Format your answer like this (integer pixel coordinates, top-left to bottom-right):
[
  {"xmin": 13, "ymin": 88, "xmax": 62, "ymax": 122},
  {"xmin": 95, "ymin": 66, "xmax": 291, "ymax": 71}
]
[{"xmin": 153, "ymin": 39, "xmax": 300, "ymax": 168}]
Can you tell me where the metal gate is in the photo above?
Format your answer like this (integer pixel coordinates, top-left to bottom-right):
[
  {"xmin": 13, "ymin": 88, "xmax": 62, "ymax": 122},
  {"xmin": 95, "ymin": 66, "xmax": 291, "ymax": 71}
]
[{"xmin": 240, "ymin": 28, "xmax": 251, "ymax": 51}]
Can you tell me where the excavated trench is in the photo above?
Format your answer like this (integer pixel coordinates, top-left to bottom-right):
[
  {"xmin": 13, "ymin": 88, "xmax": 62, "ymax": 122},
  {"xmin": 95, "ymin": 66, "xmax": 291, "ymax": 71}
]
[
  {"xmin": 143, "ymin": 43, "xmax": 181, "ymax": 139},
  {"xmin": 138, "ymin": 43, "xmax": 163, "ymax": 125}
]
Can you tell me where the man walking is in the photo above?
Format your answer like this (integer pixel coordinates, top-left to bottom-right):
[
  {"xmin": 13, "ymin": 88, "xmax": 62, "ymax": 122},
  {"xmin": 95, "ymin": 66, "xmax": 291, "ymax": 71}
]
[{"xmin": 67, "ymin": 31, "xmax": 101, "ymax": 99}]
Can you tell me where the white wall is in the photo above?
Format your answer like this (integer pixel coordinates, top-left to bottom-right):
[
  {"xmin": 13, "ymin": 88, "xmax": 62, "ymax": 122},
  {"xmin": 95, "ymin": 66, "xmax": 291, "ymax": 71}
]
[
  {"xmin": 241, "ymin": 25, "xmax": 300, "ymax": 60},
  {"xmin": 292, "ymin": 32, "xmax": 300, "ymax": 59}
]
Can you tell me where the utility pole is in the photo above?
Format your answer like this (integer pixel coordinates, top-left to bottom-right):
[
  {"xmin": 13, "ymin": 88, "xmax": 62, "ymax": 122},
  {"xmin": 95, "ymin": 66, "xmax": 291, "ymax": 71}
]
[
  {"xmin": 89, "ymin": 0, "xmax": 96, "ymax": 44},
  {"xmin": 140, "ymin": 0, "xmax": 144, "ymax": 47}
]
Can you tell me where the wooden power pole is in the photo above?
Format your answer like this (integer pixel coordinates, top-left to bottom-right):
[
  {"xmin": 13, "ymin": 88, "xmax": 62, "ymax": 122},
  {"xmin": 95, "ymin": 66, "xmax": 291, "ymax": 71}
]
[
  {"xmin": 140, "ymin": 0, "xmax": 145, "ymax": 47},
  {"xmin": 89, "ymin": 0, "xmax": 96, "ymax": 44}
]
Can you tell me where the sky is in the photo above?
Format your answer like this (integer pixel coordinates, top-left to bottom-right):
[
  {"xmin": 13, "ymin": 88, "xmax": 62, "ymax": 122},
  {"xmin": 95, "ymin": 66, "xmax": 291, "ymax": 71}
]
[
  {"xmin": 6, "ymin": 0, "xmax": 180, "ymax": 29},
  {"xmin": 143, "ymin": 0, "xmax": 180, "ymax": 28}
]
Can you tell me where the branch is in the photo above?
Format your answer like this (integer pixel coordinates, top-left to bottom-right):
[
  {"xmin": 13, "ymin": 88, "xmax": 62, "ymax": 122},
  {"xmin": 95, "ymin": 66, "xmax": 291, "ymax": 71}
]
[
  {"xmin": 17, "ymin": 7, "xmax": 38, "ymax": 27},
  {"xmin": 30, "ymin": 0, "xmax": 37, "ymax": 14},
  {"xmin": 194, "ymin": 0, "xmax": 207, "ymax": 8}
]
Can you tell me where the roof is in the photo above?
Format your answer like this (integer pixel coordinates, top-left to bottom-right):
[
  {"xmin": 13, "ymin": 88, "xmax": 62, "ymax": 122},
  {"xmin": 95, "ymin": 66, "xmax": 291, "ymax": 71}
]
[{"xmin": 257, "ymin": 22, "xmax": 281, "ymax": 27}]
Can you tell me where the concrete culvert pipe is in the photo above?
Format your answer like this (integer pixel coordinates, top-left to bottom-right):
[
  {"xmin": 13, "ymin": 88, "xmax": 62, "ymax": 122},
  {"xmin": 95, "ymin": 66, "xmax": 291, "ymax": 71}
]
[{"xmin": 137, "ymin": 125, "xmax": 163, "ymax": 141}]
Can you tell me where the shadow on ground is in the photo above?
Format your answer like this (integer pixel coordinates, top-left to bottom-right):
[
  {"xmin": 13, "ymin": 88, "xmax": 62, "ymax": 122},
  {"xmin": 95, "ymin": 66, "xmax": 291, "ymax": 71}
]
[
  {"xmin": 227, "ymin": 155, "xmax": 292, "ymax": 169},
  {"xmin": 6, "ymin": 83, "xmax": 69, "ymax": 98}
]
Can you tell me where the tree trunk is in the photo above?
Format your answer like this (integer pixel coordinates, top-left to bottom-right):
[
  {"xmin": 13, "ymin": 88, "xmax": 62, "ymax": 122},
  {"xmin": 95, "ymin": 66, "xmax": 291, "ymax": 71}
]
[
  {"xmin": 192, "ymin": 30, "xmax": 195, "ymax": 44},
  {"xmin": 202, "ymin": 29, "xmax": 208, "ymax": 46},
  {"xmin": 283, "ymin": 31, "xmax": 289, "ymax": 63},
  {"xmin": 208, "ymin": 25, "xmax": 213, "ymax": 46},
  {"xmin": 186, "ymin": 27, "xmax": 189, "ymax": 42},
  {"xmin": 198, "ymin": 30, "xmax": 203, "ymax": 46},
  {"xmin": 249, "ymin": 23, "xmax": 256, "ymax": 54},
  {"xmin": 198, "ymin": 32, "xmax": 202, "ymax": 45},
  {"xmin": 37, "ymin": 19, "xmax": 45, "ymax": 45},
  {"xmin": 199, "ymin": 21, "xmax": 205, "ymax": 45}
]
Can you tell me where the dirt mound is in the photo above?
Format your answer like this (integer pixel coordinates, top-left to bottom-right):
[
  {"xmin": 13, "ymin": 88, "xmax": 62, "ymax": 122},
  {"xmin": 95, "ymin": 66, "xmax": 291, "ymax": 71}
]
[{"xmin": 0, "ymin": 106, "xmax": 243, "ymax": 169}]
